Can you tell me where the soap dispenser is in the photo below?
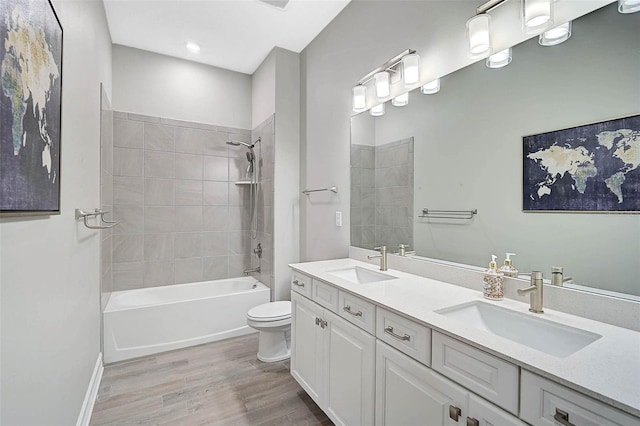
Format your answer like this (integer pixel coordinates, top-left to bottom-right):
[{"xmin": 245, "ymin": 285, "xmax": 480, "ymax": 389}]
[
  {"xmin": 498, "ymin": 253, "xmax": 519, "ymax": 278},
  {"xmin": 483, "ymin": 255, "xmax": 504, "ymax": 300}
]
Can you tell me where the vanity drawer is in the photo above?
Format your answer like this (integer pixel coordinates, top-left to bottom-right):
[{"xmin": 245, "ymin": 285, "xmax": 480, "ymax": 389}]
[
  {"xmin": 431, "ymin": 331, "xmax": 519, "ymax": 415},
  {"xmin": 291, "ymin": 272, "xmax": 312, "ymax": 298},
  {"xmin": 312, "ymin": 279, "xmax": 339, "ymax": 312},
  {"xmin": 520, "ymin": 370, "xmax": 640, "ymax": 426},
  {"xmin": 376, "ymin": 307, "xmax": 431, "ymax": 365},
  {"xmin": 338, "ymin": 291, "xmax": 375, "ymax": 334}
]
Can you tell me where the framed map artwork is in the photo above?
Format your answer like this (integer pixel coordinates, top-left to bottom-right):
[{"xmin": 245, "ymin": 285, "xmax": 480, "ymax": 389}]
[
  {"xmin": 0, "ymin": 0, "xmax": 63, "ymax": 216},
  {"xmin": 523, "ymin": 114, "xmax": 640, "ymax": 213}
]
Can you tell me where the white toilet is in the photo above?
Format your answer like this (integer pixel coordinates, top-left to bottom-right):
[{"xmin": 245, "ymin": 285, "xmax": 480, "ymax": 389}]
[{"xmin": 246, "ymin": 301, "xmax": 292, "ymax": 362}]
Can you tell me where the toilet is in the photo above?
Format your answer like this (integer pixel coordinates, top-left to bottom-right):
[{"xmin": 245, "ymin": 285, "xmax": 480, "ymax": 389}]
[{"xmin": 246, "ymin": 301, "xmax": 292, "ymax": 362}]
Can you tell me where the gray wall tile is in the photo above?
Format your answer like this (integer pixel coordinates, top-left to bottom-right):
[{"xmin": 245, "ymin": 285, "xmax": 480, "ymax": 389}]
[
  {"xmin": 229, "ymin": 255, "xmax": 252, "ymax": 278},
  {"xmin": 113, "ymin": 204, "xmax": 144, "ymax": 234},
  {"xmin": 145, "ymin": 178, "xmax": 174, "ymax": 205},
  {"xmin": 203, "ymin": 156, "xmax": 228, "ymax": 181},
  {"xmin": 204, "ymin": 132, "xmax": 229, "ymax": 156},
  {"xmin": 202, "ymin": 232, "xmax": 228, "ymax": 256},
  {"xmin": 113, "ymin": 262, "xmax": 144, "ymax": 291},
  {"xmin": 204, "ymin": 181, "xmax": 229, "ymax": 205},
  {"xmin": 175, "ymin": 127, "xmax": 206, "ymax": 155},
  {"xmin": 144, "ymin": 233, "xmax": 174, "ymax": 261},
  {"xmin": 203, "ymin": 206, "xmax": 229, "ymax": 231},
  {"xmin": 175, "ymin": 206, "xmax": 203, "ymax": 231},
  {"xmin": 114, "ymin": 148, "xmax": 143, "ymax": 177},
  {"xmin": 203, "ymin": 256, "xmax": 229, "ymax": 281},
  {"xmin": 144, "ymin": 261, "xmax": 174, "ymax": 287},
  {"xmin": 144, "ymin": 150, "xmax": 174, "ymax": 178},
  {"xmin": 228, "ymin": 231, "xmax": 252, "ymax": 255},
  {"xmin": 112, "ymin": 235, "xmax": 144, "ymax": 263},
  {"xmin": 174, "ymin": 232, "xmax": 202, "ymax": 258},
  {"xmin": 114, "ymin": 176, "xmax": 143, "ymax": 205},
  {"xmin": 114, "ymin": 119, "xmax": 143, "ymax": 149},
  {"xmin": 175, "ymin": 154, "xmax": 203, "ymax": 180},
  {"xmin": 145, "ymin": 206, "xmax": 175, "ymax": 233},
  {"xmin": 174, "ymin": 258, "xmax": 203, "ymax": 284},
  {"xmin": 144, "ymin": 123, "xmax": 175, "ymax": 152},
  {"xmin": 175, "ymin": 180, "xmax": 203, "ymax": 206}
]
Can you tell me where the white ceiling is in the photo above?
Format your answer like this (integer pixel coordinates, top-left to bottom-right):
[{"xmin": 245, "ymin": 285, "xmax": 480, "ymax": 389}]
[{"xmin": 103, "ymin": 0, "xmax": 351, "ymax": 75}]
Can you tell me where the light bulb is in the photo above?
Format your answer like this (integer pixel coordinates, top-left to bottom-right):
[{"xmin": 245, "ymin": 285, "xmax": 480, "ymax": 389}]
[
  {"xmin": 392, "ymin": 92, "xmax": 409, "ymax": 107},
  {"xmin": 539, "ymin": 22, "xmax": 572, "ymax": 46},
  {"xmin": 402, "ymin": 53, "xmax": 420, "ymax": 86},
  {"xmin": 486, "ymin": 48, "xmax": 512, "ymax": 68},
  {"xmin": 522, "ymin": 0, "xmax": 553, "ymax": 34},
  {"xmin": 370, "ymin": 103, "xmax": 385, "ymax": 117},
  {"xmin": 421, "ymin": 79, "xmax": 440, "ymax": 94},
  {"xmin": 466, "ymin": 15, "xmax": 492, "ymax": 58},
  {"xmin": 375, "ymin": 71, "xmax": 390, "ymax": 99},
  {"xmin": 352, "ymin": 85, "xmax": 367, "ymax": 113}
]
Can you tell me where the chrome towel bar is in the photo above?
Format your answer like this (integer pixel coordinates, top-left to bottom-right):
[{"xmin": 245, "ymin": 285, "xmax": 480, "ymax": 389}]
[
  {"xmin": 75, "ymin": 208, "xmax": 119, "ymax": 229},
  {"xmin": 418, "ymin": 208, "xmax": 478, "ymax": 220},
  {"xmin": 302, "ymin": 186, "xmax": 338, "ymax": 195}
]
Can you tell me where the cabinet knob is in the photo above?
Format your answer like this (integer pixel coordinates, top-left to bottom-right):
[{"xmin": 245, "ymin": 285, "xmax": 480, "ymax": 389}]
[
  {"xmin": 449, "ymin": 405, "xmax": 462, "ymax": 422},
  {"xmin": 553, "ymin": 408, "xmax": 575, "ymax": 426},
  {"xmin": 466, "ymin": 417, "xmax": 479, "ymax": 426}
]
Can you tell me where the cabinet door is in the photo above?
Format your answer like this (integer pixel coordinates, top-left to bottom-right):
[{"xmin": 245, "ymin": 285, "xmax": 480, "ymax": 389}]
[
  {"xmin": 324, "ymin": 309, "xmax": 375, "ymax": 426},
  {"xmin": 291, "ymin": 292, "xmax": 325, "ymax": 406},
  {"xmin": 467, "ymin": 394, "xmax": 527, "ymax": 426},
  {"xmin": 376, "ymin": 341, "xmax": 468, "ymax": 426}
]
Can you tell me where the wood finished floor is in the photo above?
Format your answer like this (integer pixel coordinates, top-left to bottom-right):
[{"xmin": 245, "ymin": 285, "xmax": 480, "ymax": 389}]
[{"xmin": 91, "ymin": 334, "xmax": 332, "ymax": 425}]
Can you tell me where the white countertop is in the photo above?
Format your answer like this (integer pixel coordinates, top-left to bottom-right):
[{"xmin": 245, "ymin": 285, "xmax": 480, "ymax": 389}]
[{"xmin": 289, "ymin": 258, "xmax": 640, "ymax": 418}]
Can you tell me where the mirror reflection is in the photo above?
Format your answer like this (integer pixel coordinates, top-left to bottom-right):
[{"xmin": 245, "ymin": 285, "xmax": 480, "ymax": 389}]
[{"xmin": 350, "ymin": 3, "xmax": 640, "ymax": 299}]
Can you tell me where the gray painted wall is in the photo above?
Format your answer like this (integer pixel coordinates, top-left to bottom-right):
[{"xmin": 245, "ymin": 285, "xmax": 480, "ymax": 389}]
[
  {"xmin": 0, "ymin": 0, "xmax": 113, "ymax": 423},
  {"xmin": 112, "ymin": 45, "xmax": 252, "ymax": 130}
]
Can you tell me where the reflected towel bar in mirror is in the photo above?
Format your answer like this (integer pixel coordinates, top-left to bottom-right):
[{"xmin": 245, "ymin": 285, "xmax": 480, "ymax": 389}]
[
  {"xmin": 302, "ymin": 186, "xmax": 338, "ymax": 195},
  {"xmin": 75, "ymin": 208, "xmax": 119, "ymax": 229},
  {"xmin": 419, "ymin": 208, "xmax": 478, "ymax": 220}
]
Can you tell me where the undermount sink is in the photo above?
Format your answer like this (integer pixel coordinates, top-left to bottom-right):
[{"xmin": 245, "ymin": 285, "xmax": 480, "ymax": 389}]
[
  {"xmin": 436, "ymin": 301, "xmax": 601, "ymax": 358},
  {"xmin": 326, "ymin": 266, "xmax": 398, "ymax": 284}
]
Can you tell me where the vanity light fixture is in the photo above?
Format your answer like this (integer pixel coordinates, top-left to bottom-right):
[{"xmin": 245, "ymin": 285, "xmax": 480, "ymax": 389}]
[
  {"xmin": 375, "ymin": 71, "xmax": 391, "ymax": 98},
  {"xmin": 618, "ymin": 0, "xmax": 640, "ymax": 13},
  {"xmin": 370, "ymin": 103, "xmax": 385, "ymax": 117},
  {"xmin": 539, "ymin": 21, "xmax": 572, "ymax": 46},
  {"xmin": 421, "ymin": 78, "xmax": 441, "ymax": 94},
  {"xmin": 402, "ymin": 53, "xmax": 420, "ymax": 86},
  {"xmin": 352, "ymin": 85, "xmax": 367, "ymax": 113},
  {"xmin": 466, "ymin": 14, "xmax": 492, "ymax": 58},
  {"xmin": 352, "ymin": 49, "xmax": 417, "ymax": 113},
  {"xmin": 186, "ymin": 42, "xmax": 201, "ymax": 53},
  {"xmin": 486, "ymin": 48, "xmax": 512, "ymax": 68},
  {"xmin": 522, "ymin": 0, "xmax": 553, "ymax": 34},
  {"xmin": 392, "ymin": 92, "xmax": 409, "ymax": 107}
]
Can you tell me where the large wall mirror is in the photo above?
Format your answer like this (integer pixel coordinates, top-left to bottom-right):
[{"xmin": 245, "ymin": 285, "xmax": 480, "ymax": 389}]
[{"xmin": 350, "ymin": 3, "xmax": 640, "ymax": 300}]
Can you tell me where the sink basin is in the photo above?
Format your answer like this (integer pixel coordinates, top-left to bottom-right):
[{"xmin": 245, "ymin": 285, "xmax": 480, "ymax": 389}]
[
  {"xmin": 436, "ymin": 301, "xmax": 601, "ymax": 358},
  {"xmin": 326, "ymin": 266, "xmax": 398, "ymax": 284}
]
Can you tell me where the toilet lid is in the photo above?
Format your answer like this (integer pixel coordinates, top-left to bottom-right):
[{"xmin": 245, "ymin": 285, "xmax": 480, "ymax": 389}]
[{"xmin": 248, "ymin": 301, "xmax": 291, "ymax": 321}]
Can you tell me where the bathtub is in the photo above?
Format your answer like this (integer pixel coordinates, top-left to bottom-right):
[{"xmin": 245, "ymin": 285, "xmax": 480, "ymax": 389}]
[{"xmin": 103, "ymin": 276, "xmax": 270, "ymax": 363}]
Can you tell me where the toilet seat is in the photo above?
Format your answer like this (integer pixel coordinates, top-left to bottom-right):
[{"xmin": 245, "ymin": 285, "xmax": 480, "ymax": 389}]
[{"xmin": 247, "ymin": 301, "xmax": 291, "ymax": 322}]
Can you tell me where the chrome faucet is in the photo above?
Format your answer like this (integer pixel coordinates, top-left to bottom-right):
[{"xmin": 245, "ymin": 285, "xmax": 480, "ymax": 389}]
[
  {"xmin": 368, "ymin": 246, "xmax": 388, "ymax": 271},
  {"xmin": 243, "ymin": 266, "xmax": 261, "ymax": 276},
  {"xmin": 396, "ymin": 244, "xmax": 416, "ymax": 257},
  {"xmin": 517, "ymin": 271, "xmax": 544, "ymax": 313},
  {"xmin": 551, "ymin": 266, "xmax": 572, "ymax": 286}
]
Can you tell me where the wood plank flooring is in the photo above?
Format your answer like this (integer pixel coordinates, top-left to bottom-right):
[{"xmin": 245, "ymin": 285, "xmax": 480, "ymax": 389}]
[{"xmin": 91, "ymin": 334, "xmax": 332, "ymax": 425}]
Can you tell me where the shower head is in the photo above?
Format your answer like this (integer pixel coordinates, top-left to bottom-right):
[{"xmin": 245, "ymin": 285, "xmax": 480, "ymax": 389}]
[{"xmin": 226, "ymin": 137, "xmax": 261, "ymax": 150}]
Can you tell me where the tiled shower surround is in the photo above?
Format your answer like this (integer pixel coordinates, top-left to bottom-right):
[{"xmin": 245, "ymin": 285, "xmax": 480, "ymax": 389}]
[
  {"xmin": 351, "ymin": 137, "xmax": 414, "ymax": 250},
  {"xmin": 107, "ymin": 112, "xmax": 274, "ymax": 291}
]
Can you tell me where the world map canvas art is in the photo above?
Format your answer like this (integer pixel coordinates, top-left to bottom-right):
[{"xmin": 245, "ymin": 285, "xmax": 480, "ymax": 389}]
[
  {"xmin": 0, "ymin": 0, "xmax": 62, "ymax": 215},
  {"xmin": 523, "ymin": 114, "xmax": 640, "ymax": 213}
]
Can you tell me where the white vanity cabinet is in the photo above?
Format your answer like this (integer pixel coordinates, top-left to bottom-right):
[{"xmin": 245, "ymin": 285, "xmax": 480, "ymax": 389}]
[
  {"xmin": 291, "ymin": 291, "xmax": 375, "ymax": 426},
  {"xmin": 520, "ymin": 370, "xmax": 640, "ymax": 426}
]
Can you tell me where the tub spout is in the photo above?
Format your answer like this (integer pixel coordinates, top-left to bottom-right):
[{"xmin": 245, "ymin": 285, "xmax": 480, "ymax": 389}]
[{"xmin": 244, "ymin": 266, "xmax": 261, "ymax": 276}]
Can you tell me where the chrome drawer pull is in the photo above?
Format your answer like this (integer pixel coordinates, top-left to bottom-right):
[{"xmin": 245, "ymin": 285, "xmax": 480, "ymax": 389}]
[
  {"xmin": 384, "ymin": 326, "xmax": 411, "ymax": 341},
  {"xmin": 343, "ymin": 305, "xmax": 363, "ymax": 317},
  {"xmin": 553, "ymin": 409, "xmax": 575, "ymax": 426},
  {"xmin": 292, "ymin": 279, "xmax": 305, "ymax": 287},
  {"xmin": 449, "ymin": 405, "xmax": 461, "ymax": 422}
]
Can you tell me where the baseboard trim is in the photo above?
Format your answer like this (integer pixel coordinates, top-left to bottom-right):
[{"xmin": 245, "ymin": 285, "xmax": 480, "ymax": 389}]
[{"xmin": 76, "ymin": 352, "xmax": 104, "ymax": 426}]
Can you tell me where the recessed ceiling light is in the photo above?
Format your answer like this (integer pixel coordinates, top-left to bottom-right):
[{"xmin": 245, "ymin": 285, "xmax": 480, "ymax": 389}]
[{"xmin": 186, "ymin": 42, "xmax": 201, "ymax": 53}]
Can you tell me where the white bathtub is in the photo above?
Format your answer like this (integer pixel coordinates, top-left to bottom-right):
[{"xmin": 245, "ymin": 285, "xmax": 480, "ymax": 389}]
[{"xmin": 103, "ymin": 277, "xmax": 270, "ymax": 363}]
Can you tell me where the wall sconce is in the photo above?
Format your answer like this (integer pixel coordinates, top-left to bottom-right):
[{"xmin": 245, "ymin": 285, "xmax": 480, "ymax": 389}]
[
  {"xmin": 370, "ymin": 103, "xmax": 385, "ymax": 117},
  {"xmin": 486, "ymin": 48, "xmax": 512, "ymax": 68},
  {"xmin": 522, "ymin": 0, "xmax": 553, "ymax": 33},
  {"xmin": 392, "ymin": 92, "xmax": 409, "ymax": 107},
  {"xmin": 352, "ymin": 49, "xmax": 418, "ymax": 113},
  {"xmin": 375, "ymin": 71, "xmax": 391, "ymax": 98},
  {"xmin": 402, "ymin": 53, "xmax": 420, "ymax": 86},
  {"xmin": 352, "ymin": 85, "xmax": 367, "ymax": 113},
  {"xmin": 421, "ymin": 78, "xmax": 441, "ymax": 94},
  {"xmin": 618, "ymin": 0, "xmax": 640, "ymax": 13},
  {"xmin": 466, "ymin": 14, "xmax": 492, "ymax": 58},
  {"xmin": 539, "ymin": 21, "xmax": 572, "ymax": 46}
]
